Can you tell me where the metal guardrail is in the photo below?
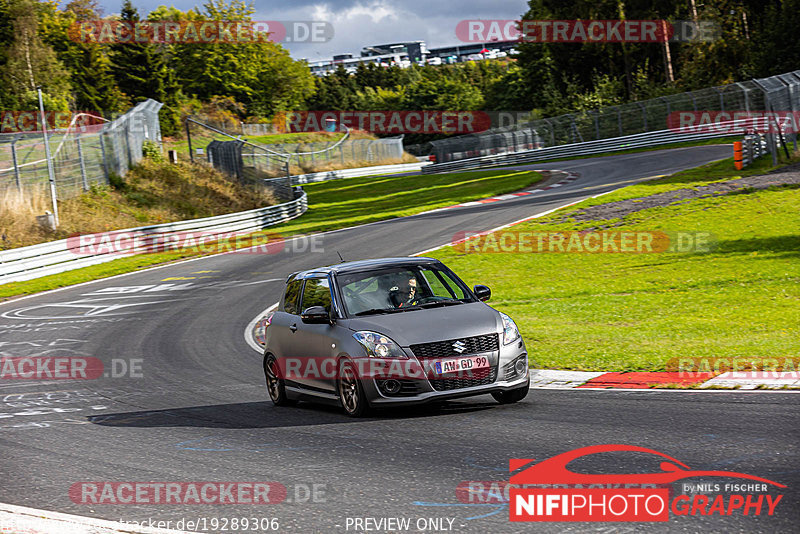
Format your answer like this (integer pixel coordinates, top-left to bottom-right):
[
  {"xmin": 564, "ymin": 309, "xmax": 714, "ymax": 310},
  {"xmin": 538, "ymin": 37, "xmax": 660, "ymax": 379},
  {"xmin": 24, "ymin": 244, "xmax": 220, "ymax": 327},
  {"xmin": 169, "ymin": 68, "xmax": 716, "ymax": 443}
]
[
  {"xmin": 422, "ymin": 119, "xmax": 780, "ymax": 173},
  {"xmin": 734, "ymin": 133, "xmax": 770, "ymax": 169},
  {"xmin": 0, "ymin": 190, "xmax": 307, "ymax": 285},
  {"xmin": 267, "ymin": 161, "xmax": 431, "ymax": 186}
]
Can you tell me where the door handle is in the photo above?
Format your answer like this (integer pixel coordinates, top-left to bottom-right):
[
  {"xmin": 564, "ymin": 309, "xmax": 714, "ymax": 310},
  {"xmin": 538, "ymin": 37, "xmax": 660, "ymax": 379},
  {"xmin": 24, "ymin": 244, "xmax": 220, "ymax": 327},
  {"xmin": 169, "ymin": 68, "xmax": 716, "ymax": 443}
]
[{"xmin": 289, "ymin": 323, "xmax": 298, "ymax": 332}]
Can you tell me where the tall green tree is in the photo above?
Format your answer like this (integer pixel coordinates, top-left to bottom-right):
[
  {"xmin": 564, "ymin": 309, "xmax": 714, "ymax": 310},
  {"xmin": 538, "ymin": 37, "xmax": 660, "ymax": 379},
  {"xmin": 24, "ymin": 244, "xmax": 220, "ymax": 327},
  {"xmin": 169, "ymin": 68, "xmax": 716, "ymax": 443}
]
[
  {"xmin": 173, "ymin": 0, "xmax": 315, "ymax": 118},
  {"xmin": 1, "ymin": 0, "xmax": 71, "ymax": 110},
  {"xmin": 38, "ymin": 0, "xmax": 122, "ymax": 113},
  {"xmin": 110, "ymin": 0, "xmax": 183, "ymax": 133},
  {"xmin": 110, "ymin": 1, "xmax": 169, "ymax": 102}
]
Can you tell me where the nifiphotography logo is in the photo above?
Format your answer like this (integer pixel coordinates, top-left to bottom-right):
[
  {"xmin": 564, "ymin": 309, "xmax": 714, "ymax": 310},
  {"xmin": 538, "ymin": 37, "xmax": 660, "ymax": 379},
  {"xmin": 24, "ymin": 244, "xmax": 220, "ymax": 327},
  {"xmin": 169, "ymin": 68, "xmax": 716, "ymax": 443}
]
[{"xmin": 509, "ymin": 445, "xmax": 785, "ymax": 522}]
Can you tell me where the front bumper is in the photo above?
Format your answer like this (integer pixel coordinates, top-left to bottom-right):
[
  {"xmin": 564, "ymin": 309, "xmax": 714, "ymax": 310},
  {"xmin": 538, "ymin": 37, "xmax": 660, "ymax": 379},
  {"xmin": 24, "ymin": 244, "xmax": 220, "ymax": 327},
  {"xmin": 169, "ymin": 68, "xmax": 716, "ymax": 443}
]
[{"xmin": 361, "ymin": 338, "xmax": 529, "ymax": 406}]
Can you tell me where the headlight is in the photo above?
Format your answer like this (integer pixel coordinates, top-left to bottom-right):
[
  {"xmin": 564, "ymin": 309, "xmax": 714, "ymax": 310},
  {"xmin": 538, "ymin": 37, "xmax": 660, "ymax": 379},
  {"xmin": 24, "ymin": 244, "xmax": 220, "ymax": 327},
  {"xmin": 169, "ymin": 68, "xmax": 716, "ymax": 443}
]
[
  {"xmin": 353, "ymin": 331, "xmax": 407, "ymax": 359},
  {"xmin": 499, "ymin": 312, "xmax": 520, "ymax": 345}
]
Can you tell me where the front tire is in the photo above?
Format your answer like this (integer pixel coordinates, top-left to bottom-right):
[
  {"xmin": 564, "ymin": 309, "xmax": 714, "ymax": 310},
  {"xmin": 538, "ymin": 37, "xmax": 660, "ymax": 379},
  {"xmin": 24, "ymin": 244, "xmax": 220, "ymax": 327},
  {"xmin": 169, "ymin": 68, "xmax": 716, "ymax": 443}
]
[
  {"xmin": 264, "ymin": 354, "xmax": 296, "ymax": 407},
  {"xmin": 338, "ymin": 360, "xmax": 370, "ymax": 417},
  {"xmin": 492, "ymin": 379, "xmax": 530, "ymax": 404}
]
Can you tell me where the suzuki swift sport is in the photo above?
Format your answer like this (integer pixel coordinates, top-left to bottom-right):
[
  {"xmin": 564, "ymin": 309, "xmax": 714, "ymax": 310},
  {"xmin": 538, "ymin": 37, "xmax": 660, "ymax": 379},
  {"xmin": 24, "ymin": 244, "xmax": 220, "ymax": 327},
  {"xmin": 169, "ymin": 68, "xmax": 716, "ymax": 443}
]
[{"xmin": 262, "ymin": 257, "xmax": 529, "ymax": 416}]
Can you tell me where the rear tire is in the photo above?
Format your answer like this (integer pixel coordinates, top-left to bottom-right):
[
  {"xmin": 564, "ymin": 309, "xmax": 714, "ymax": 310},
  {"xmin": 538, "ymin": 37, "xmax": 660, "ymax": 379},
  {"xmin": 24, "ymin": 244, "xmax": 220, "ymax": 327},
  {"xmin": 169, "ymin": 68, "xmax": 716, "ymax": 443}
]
[
  {"xmin": 264, "ymin": 354, "xmax": 296, "ymax": 407},
  {"xmin": 338, "ymin": 360, "xmax": 370, "ymax": 417},
  {"xmin": 492, "ymin": 379, "xmax": 530, "ymax": 404}
]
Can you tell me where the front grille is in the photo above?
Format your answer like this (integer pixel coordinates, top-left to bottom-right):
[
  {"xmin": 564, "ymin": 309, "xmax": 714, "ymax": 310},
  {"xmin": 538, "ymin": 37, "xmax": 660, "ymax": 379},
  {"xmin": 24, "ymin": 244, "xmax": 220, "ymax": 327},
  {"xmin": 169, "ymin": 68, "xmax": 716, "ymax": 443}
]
[
  {"xmin": 429, "ymin": 367, "xmax": 497, "ymax": 391},
  {"xmin": 410, "ymin": 333, "xmax": 499, "ymax": 360}
]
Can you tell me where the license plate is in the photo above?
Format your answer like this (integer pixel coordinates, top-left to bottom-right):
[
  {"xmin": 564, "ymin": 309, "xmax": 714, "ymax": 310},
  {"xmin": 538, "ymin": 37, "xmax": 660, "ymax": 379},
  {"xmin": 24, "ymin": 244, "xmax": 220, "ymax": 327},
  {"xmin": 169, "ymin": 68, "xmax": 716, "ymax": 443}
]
[{"xmin": 432, "ymin": 355, "xmax": 490, "ymax": 375}]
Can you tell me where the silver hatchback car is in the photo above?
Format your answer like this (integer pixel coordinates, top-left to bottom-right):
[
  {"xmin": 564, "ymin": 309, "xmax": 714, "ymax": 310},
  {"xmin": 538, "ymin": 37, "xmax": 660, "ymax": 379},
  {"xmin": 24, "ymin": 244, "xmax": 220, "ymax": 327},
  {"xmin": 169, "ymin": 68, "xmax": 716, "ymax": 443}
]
[{"xmin": 262, "ymin": 257, "xmax": 529, "ymax": 416}]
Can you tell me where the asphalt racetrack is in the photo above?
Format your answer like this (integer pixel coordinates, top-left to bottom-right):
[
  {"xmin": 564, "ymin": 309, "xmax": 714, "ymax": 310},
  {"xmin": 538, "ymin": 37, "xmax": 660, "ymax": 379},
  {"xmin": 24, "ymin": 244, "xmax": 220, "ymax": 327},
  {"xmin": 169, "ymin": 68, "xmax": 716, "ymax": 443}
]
[{"xmin": 1, "ymin": 145, "xmax": 798, "ymax": 533}]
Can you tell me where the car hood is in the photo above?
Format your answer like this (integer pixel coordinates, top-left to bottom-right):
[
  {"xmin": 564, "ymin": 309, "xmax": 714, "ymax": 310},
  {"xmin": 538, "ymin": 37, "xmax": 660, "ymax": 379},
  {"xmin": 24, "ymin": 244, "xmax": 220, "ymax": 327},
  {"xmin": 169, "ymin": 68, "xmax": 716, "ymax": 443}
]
[{"xmin": 343, "ymin": 301, "xmax": 502, "ymax": 347}]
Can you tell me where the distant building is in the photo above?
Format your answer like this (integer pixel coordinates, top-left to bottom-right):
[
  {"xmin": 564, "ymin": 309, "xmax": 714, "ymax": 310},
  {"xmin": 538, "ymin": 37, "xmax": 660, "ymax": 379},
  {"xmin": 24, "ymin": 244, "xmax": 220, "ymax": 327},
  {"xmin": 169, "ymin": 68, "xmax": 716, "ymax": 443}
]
[
  {"xmin": 306, "ymin": 39, "xmax": 519, "ymax": 77},
  {"xmin": 361, "ymin": 41, "xmax": 428, "ymax": 62}
]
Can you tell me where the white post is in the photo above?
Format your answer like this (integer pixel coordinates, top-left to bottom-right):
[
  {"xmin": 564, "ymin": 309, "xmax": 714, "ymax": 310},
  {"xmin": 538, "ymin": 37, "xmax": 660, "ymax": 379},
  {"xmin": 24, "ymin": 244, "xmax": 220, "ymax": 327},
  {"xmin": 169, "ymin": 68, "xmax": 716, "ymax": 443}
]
[{"xmin": 38, "ymin": 87, "xmax": 59, "ymax": 228}]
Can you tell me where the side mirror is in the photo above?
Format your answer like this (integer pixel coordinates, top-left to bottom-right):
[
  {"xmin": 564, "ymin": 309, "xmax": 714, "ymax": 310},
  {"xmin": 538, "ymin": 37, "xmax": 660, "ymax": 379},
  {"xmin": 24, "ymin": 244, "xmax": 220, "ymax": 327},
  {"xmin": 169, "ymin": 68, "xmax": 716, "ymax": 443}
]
[
  {"xmin": 301, "ymin": 306, "xmax": 331, "ymax": 324},
  {"xmin": 473, "ymin": 284, "xmax": 491, "ymax": 302}
]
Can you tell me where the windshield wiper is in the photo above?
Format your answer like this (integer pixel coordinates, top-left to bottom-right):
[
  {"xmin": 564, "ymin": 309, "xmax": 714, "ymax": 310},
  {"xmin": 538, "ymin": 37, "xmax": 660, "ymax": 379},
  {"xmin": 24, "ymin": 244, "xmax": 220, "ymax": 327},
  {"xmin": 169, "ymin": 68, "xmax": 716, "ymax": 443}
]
[
  {"xmin": 416, "ymin": 299, "xmax": 464, "ymax": 309},
  {"xmin": 353, "ymin": 308, "xmax": 405, "ymax": 316}
]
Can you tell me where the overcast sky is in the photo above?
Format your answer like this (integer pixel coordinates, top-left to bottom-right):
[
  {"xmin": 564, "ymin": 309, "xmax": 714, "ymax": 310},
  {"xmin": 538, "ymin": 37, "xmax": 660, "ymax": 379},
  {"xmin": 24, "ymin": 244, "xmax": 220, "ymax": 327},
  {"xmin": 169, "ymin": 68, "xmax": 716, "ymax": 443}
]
[{"xmin": 96, "ymin": 0, "xmax": 528, "ymax": 59}]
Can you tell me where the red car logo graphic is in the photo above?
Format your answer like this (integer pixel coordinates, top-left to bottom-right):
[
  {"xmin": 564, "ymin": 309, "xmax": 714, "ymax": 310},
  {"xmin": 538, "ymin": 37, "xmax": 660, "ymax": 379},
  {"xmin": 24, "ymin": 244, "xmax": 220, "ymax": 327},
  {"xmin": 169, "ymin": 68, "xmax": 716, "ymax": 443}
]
[{"xmin": 510, "ymin": 444, "xmax": 786, "ymax": 487}]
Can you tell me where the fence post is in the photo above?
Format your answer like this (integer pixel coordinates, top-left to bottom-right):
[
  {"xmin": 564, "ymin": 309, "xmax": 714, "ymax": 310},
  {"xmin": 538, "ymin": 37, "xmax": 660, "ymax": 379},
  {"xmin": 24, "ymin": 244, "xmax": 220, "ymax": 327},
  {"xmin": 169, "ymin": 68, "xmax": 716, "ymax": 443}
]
[
  {"xmin": 542, "ymin": 118, "xmax": 554, "ymax": 146},
  {"xmin": 38, "ymin": 87, "xmax": 59, "ymax": 228},
  {"xmin": 124, "ymin": 117, "xmax": 133, "ymax": 170},
  {"xmin": 735, "ymin": 82, "xmax": 750, "ymax": 112},
  {"xmin": 11, "ymin": 138, "xmax": 22, "ymax": 195},
  {"xmin": 186, "ymin": 119, "xmax": 194, "ymax": 163},
  {"xmin": 767, "ymin": 133, "xmax": 778, "ymax": 165},
  {"xmin": 98, "ymin": 132, "xmax": 110, "ymax": 182},
  {"xmin": 76, "ymin": 136, "xmax": 89, "ymax": 191}
]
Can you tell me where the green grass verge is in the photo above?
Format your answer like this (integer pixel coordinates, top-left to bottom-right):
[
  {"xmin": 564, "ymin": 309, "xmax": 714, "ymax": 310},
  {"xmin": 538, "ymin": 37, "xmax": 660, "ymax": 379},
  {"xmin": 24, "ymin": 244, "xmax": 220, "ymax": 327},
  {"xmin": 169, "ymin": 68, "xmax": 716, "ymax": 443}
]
[
  {"xmin": 427, "ymin": 154, "xmax": 800, "ymax": 372},
  {"xmin": 0, "ymin": 169, "xmax": 541, "ymax": 299}
]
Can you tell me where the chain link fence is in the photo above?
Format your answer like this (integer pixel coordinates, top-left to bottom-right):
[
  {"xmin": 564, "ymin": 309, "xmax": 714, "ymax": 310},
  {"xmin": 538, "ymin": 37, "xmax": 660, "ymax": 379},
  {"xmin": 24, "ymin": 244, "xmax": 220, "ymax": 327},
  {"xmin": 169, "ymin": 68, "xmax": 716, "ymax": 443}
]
[
  {"xmin": 0, "ymin": 99, "xmax": 163, "ymax": 199},
  {"xmin": 239, "ymin": 137, "xmax": 405, "ymax": 175},
  {"xmin": 189, "ymin": 117, "xmax": 405, "ymax": 180},
  {"xmin": 429, "ymin": 71, "xmax": 800, "ymax": 163}
]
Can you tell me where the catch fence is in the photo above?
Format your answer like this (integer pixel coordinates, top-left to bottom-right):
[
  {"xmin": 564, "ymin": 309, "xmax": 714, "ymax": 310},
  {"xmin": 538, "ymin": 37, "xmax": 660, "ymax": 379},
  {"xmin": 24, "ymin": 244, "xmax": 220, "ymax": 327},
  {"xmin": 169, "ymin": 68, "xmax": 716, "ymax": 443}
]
[
  {"xmin": 429, "ymin": 71, "xmax": 800, "ymax": 163},
  {"xmin": 0, "ymin": 100, "xmax": 163, "ymax": 199}
]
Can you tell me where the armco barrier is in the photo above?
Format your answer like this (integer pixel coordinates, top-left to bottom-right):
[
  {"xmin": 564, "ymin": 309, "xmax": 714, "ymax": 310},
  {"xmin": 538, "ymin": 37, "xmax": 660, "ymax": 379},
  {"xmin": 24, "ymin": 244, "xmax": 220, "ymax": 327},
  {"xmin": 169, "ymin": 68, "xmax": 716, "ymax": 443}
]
[
  {"xmin": 422, "ymin": 120, "xmax": 779, "ymax": 174},
  {"xmin": 267, "ymin": 161, "xmax": 431, "ymax": 186},
  {"xmin": 0, "ymin": 190, "xmax": 307, "ymax": 285}
]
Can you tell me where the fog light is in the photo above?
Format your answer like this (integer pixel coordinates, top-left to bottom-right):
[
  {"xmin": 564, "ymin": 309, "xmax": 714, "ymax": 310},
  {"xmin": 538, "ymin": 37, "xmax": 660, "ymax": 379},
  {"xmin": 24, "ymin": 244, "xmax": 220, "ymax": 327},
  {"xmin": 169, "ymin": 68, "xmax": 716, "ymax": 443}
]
[
  {"xmin": 382, "ymin": 379, "xmax": 401, "ymax": 394},
  {"xmin": 515, "ymin": 358, "xmax": 528, "ymax": 376}
]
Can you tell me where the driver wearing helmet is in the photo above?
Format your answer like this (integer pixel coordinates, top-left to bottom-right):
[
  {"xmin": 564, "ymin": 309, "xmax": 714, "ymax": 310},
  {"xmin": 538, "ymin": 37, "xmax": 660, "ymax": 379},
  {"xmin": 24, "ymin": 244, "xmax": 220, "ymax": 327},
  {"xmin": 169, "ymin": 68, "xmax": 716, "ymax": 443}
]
[{"xmin": 389, "ymin": 274, "xmax": 418, "ymax": 308}]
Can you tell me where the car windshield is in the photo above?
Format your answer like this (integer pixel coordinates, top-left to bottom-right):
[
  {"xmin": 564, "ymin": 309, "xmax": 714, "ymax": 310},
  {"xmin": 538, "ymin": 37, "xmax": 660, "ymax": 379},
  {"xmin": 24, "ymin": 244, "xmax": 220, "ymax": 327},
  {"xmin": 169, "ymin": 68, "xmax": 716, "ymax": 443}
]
[{"xmin": 337, "ymin": 265, "xmax": 473, "ymax": 316}]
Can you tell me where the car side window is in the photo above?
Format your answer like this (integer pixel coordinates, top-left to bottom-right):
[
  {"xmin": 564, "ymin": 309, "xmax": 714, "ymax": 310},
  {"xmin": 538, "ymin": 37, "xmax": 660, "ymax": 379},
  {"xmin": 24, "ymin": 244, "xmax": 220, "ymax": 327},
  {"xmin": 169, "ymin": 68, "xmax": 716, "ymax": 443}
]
[
  {"xmin": 301, "ymin": 278, "xmax": 332, "ymax": 313},
  {"xmin": 422, "ymin": 269, "xmax": 466, "ymax": 299},
  {"xmin": 283, "ymin": 279, "xmax": 303, "ymax": 315}
]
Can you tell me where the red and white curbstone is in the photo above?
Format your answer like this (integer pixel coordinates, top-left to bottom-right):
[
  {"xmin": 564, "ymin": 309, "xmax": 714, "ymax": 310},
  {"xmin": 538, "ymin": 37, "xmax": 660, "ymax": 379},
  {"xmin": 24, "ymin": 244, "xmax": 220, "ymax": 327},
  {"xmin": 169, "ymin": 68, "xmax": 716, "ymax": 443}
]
[
  {"xmin": 422, "ymin": 171, "xmax": 580, "ymax": 213},
  {"xmin": 530, "ymin": 369, "xmax": 800, "ymax": 390}
]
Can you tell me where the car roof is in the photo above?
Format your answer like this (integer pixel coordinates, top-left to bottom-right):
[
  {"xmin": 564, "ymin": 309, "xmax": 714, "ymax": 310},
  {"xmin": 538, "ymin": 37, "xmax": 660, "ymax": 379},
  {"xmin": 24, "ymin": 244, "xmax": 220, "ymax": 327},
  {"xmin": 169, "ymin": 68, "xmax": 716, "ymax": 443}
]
[{"xmin": 287, "ymin": 257, "xmax": 442, "ymax": 281}]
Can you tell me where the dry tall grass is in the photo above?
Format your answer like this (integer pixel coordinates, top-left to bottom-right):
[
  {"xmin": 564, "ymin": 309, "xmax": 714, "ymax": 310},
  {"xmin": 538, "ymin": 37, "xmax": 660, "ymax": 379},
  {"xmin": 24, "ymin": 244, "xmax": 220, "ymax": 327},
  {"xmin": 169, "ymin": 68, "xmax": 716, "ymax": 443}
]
[
  {"xmin": 1, "ymin": 160, "xmax": 277, "ymax": 250},
  {"xmin": 0, "ymin": 187, "xmax": 53, "ymax": 249}
]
